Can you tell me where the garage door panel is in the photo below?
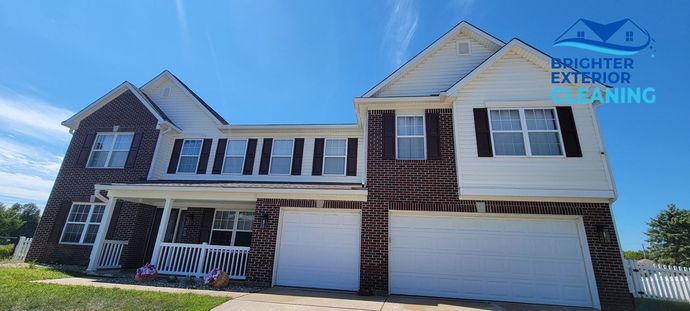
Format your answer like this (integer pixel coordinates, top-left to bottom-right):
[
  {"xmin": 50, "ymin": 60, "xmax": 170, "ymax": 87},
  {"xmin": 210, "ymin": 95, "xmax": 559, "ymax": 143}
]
[{"xmin": 390, "ymin": 213, "xmax": 594, "ymax": 308}]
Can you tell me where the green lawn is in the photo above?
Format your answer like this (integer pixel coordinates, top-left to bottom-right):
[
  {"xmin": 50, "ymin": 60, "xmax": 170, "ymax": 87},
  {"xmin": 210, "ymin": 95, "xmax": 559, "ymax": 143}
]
[
  {"xmin": 635, "ymin": 298, "xmax": 690, "ymax": 311},
  {"xmin": 0, "ymin": 266, "xmax": 229, "ymax": 311}
]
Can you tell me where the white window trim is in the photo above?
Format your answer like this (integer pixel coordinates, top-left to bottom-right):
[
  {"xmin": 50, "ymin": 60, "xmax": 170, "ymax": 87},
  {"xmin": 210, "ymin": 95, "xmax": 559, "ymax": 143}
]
[
  {"xmin": 210, "ymin": 210, "xmax": 254, "ymax": 246},
  {"xmin": 322, "ymin": 138, "xmax": 348, "ymax": 176},
  {"xmin": 86, "ymin": 132, "xmax": 134, "ymax": 169},
  {"xmin": 221, "ymin": 139, "xmax": 248, "ymax": 175},
  {"xmin": 395, "ymin": 115, "xmax": 427, "ymax": 160},
  {"xmin": 176, "ymin": 138, "xmax": 203, "ymax": 174},
  {"xmin": 488, "ymin": 108, "xmax": 566, "ymax": 158},
  {"xmin": 268, "ymin": 138, "xmax": 294, "ymax": 175},
  {"xmin": 59, "ymin": 202, "xmax": 106, "ymax": 245}
]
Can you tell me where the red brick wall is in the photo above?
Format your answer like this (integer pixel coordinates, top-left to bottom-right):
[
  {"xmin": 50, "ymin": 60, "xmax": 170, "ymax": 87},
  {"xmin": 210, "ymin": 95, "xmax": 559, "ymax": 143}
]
[
  {"xmin": 363, "ymin": 109, "xmax": 632, "ymax": 311},
  {"xmin": 27, "ymin": 90, "xmax": 160, "ymax": 266}
]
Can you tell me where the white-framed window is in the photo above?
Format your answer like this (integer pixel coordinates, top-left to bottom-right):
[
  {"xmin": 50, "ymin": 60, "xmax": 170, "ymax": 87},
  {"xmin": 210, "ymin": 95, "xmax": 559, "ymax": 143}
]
[
  {"xmin": 222, "ymin": 139, "xmax": 247, "ymax": 174},
  {"xmin": 60, "ymin": 203, "xmax": 106, "ymax": 245},
  {"xmin": 177, "ymin": 139, "xmax": 203, "ymax": 173},
  {"xmin": 323, "ymin": 139, "xmax": 347, "ymax": 175},
  {"xmin": 210, "ymin": 210, "xmax": 254, "ymax": 247},
  {"xmin": 625, "ymin": 31, "xmax": 633, "ymax": 42},
  {"xmin": 396, "ymin": 116, "xmax": 426, "ymax": 160},
  {"xmin": 489, "ymin": 108, "xmax": 564, "ymax": 157},
  {"xmin": 269, "ymin": 139, "xmax": 293, "ymax": 175},
  {"xmin": 87, "ymin": 133, "xmax": 134, "ymax": 168}
]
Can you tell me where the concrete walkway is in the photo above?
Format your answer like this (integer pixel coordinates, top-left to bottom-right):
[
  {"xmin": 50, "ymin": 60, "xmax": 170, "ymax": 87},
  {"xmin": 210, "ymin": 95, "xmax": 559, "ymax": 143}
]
[
  {"xmin": 213, "ymin": 287, "xmax": 596, "ymax": 311},
  {"xmin": 34, "ymin": 277, "xmax": 249, "ymax": 298}
]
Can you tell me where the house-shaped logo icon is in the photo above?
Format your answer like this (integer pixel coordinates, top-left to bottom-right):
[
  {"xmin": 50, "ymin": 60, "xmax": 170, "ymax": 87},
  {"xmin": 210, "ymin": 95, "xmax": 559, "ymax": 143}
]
[{"xmin": 554, "ymin": 18, "xmax": 652, "ymax": 55}]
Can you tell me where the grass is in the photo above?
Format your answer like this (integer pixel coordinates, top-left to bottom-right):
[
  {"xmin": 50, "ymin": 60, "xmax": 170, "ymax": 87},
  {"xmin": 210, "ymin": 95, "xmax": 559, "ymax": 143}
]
[
  {"xmin": 0, "ymin": 266, "xmax": 229, "ymax": 311},
  {"xmin": 635, "ymin": 298, "xmax": 690, "ymax": 311}
]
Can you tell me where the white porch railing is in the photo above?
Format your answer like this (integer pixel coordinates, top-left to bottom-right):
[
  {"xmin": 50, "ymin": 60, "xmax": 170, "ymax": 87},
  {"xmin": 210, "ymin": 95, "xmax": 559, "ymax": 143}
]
[
  {"xmin": 97, "ymin": 240, "xmax": 128, "ymax": 269},
  {"xmin": 156, "ymin": 242, "xmax": 250, "ymax": 279},
  {"xmin": 12, "ymin": 236, "xmax": 32, "ymax": 262},
  {"xmin": 625, "ymin": 259, "xmax": 690, "ymax": 302}
]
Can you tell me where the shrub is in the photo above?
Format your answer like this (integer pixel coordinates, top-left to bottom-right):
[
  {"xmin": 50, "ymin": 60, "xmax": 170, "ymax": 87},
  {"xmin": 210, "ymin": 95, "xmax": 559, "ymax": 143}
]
[{"xmin": 0, "ymin": 244, "xmax": 14, "ymax": 259}]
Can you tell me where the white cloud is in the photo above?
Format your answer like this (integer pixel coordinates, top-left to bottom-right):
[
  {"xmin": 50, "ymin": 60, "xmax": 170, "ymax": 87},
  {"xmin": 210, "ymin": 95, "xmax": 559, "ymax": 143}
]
[
  {"xmin": 380, "ymin": 0, "xmax": 420, "ymax": 67},
  {"xmin": 176, "ymin": 0, "xmax": 190, "ymax": 41},
  {"xmin": 0, "ymin": 137, "xmax": 64, "ymax": 177},
  {"xmin": 0, "ymin": 170, "xmax": 54, "ymax": 204},
  {"xmin": 0, "ymin": 90, "xmax": 72, "ymax": 144}
]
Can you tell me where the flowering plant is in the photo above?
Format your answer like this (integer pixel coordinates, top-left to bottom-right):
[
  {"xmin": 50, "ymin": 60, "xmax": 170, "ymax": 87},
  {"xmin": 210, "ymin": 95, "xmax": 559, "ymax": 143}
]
[
  {"xmin": 204, "ymin": 268, "xmax": 221, "ymax": 285},
  {"xmin": 136, "ymin": 263, "xmax": 157, "ymax": 278}
]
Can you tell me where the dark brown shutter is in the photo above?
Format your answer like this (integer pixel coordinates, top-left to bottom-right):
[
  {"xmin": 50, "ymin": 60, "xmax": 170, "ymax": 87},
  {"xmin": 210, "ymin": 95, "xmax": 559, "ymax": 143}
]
[
  {"xmin": 243, "ymin": 139, "xmax": 257, "ymax": 175},
  {"xmin": 291, "ymin": 138, "xmax": 304, "ymax": 175},
  {"xmin": 125, "ymin": 131, "xmax": 143, "ymax": 168},
  {"xmin": 382, "ymin": 112, "xmax": 396, "ymax": 159},
  {"xmin": 50, "ymin": 200, "xmax": 73, "ymax": 243},
  {"xmin": 167, "ymin": 139, "xmax": 184, "ymax": 173},
  {"xmin": 198, "ymin": 208, "xmax": 215, "ymax": 244},
  {"xmin": 346, "ymin": 138, "xmax": 358, "ymax": 176},
  {"xmin": 556, "ymin": 106, "xmax": 583, "ymax": 157},
  {"xmin": 258, "ymin": 138, "xmax": 273, "ymax": 175},
  {"xmin": 425, "ymin": 112, "xmax": 441, "ymax": 160},
  {"xmin": 473, "ymin": 108, "xmax": 493, "ymax": 157},
  {"xmin": 312, "ymin": 138, "xmax": 324, "ymax": 176},
  {"xmin": 76, "ymin": 132, "xmax": 96, "ymax": 167},
  {"xmin": 212, "ymin": 139, "xmax": 227, "ymax": 174},
  {"xmin": 196, "ymin": 139, "xmax": 213, "ymax": 174}
]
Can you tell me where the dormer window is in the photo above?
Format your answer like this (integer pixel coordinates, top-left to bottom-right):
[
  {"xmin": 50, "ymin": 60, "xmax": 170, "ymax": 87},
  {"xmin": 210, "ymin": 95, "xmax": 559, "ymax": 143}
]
[
  {"xmin": 176, "ymin": 139, "xmax": 203, "ymax": 173},
  {"xmin": 577, "ymin": 31, "xmax": 585, "ymax": 39},
  {"xmin": 625, "ymin": 31, "xmax": 633, "ymax": 42},
  {"xmin": 87, "ymin": 133, "xmax": 134, "ymax": 168}
]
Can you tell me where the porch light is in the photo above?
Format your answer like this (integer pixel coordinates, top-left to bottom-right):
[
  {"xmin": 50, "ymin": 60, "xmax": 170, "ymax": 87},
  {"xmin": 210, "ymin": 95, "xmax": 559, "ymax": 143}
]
[
  {"xmin": 597, "ymin": 225, "xmax": 611, "ymax": 244},
  {"xmin": 260, "ymin": 213, "xmax": 269, "ymax": 229}
]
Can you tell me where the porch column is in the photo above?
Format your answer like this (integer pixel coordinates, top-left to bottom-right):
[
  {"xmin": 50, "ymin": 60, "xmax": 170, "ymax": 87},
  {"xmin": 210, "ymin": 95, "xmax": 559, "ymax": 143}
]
[
  {"xmin": 150, "ymin": 198, "xmax": 173, "ymax": 267},
  {"xmin": 86, "ymin": 197, "xmax": 117, "ymax": 271}
]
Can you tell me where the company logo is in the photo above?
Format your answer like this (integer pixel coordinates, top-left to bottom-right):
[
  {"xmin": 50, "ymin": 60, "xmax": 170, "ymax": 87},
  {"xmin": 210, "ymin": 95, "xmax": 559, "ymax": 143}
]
[{"xmin": 554, "ymin": 18, "xmax": 654, "ymax": 55}]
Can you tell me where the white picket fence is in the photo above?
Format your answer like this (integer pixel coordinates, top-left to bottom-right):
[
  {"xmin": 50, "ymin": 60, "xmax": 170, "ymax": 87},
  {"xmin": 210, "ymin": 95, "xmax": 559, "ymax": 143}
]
[
  {"xmin": 625, "ymin": 259, "xmax": 690, "ymax": 302},
  {"xmin": 96, "ymin": 240, "xmax": 128, "ymax": 269},
  {"xmin": 156, "ymin": 242, "xmax": 249, "ymax": 279},
  {"xmin": 11, "ymin": 236, "xmax": 32, "ymax": 262}
]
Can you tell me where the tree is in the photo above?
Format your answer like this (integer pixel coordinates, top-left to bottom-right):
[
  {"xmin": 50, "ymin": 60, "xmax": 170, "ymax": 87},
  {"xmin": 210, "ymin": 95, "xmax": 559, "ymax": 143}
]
[
  {"xmin": 0, "ymin": 203, "xmax": 25, "ymax": 237},
  {"xmin": 645, "ymin": 203, "xmax": 690, "ymax": 266},
  {"xmin": 10, "ymin": 203, "xmax": 41, "ymax": 237},
  {"xmin": 623, "ymin": 250, "xmax": 646, "ymax": 261}
]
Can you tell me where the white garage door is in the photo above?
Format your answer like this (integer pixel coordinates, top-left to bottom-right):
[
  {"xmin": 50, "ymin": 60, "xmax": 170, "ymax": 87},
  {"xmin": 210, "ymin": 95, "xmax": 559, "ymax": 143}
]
[
  {"xmin": 390, "ymin": 212, "xmax": 596, "ymax": 308},
  {"xmin": 275, "ymin": 208, "xmax": 360, "ymax": 291}
]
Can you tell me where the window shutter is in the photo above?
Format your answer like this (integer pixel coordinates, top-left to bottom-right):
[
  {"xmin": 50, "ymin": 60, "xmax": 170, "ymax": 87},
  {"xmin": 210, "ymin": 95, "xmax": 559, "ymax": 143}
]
[
  {"xmin": 196, "ymin": 139, "xmax": 213, "ymax": 174},
  {"xmin": 51, "ymin": 200, "xmax": 73, "ymax": 243},
  {"xmin": 198, "ymin": 208, "xmax": 215, "ymax": 244},
  {"xmin": 212, "ymin": 139, "xmax": 227, "ymax": 174},
  {"xmin": 312, "ymin": 138, "xmax": 324, "ymax": 176},
  {"xmin": 291, "ymin": 138, "xmax": 304, "ymax": 175},
  {"xmin": 382, "ymin": 112, "xmax": 396, "ymax": 159},
  {"xmin": 556, "ymin": 106, "xmax": 583, "ymax": 157},
  {"xmin": 243, "ymin": 139, "xmax": 258, "ymax": 175},
  {"xmin": 167, "ymin": 139, "xmax": 184, "ymax": 173},
  {"xmin": 258, "ymin": 138, "xmax": 273, "ymax": 175},
  {"xmin": 125, "ymin": 131, "xmax": 143, "ymax": 168},
  {"xmin": 346, "ymin": 138, "xmax": 358, "ymax": 176},
  {"xmin": 76, "ymin": 132, "xmax": 96, "ymax": 167},
  {"xmin": 473, "ymin": 108, "xmax": 493, "ymax": 157},
  {"xmin": 425, "ymin": 112, "xmax": 441, "ymax": 160}
]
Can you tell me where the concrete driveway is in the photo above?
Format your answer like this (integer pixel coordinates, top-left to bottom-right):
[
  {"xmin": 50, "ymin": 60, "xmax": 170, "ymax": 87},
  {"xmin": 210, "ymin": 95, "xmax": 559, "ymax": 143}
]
[{"xmin": 213, "ymin": 287, "xmax": 595, "ymax": 311}]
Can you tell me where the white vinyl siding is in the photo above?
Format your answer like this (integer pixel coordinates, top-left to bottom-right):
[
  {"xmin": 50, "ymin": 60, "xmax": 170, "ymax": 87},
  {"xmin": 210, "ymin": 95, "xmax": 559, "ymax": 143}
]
[
  {"xmin": 489, "ymin": 108, "xmax": 564, "ymax": 157},
  {"xmin": 60, "ymin": 203, "xmax": 106, "ymax": 245},
  {"xmin": 210, "ymin": 210, "xmax": 254, "ymax": 247},
  {"xmin": 87, "ymin": 133, "xmax": 134, "ymax": 168},
  {"xmin": 323, "ymin": 139, "xmax": 347, "ymax": 175},
  {"xmin": 177, "ymin": 139, "xmax": 202, "ymax": 173},
  {"xmin": 397, "ymin": 116, "xmax": 426, "ymax": 160},
  {"xmin": 269, "ymin": 139, "xmax": 293, "ymax": 175},
  {"xmin": 223, "ymin": 140, "xmax": 247, "ymax": 174}
]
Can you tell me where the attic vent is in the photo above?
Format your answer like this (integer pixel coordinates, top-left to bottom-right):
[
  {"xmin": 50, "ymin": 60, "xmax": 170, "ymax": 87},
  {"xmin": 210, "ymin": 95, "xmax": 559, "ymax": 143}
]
[
  {"xmin": 162, "ymin": 87, "xmax": 171, "ymax": 97},
  {"xmin": 457, "ymin": 41, "xmax": 471, "ymax": 55}
]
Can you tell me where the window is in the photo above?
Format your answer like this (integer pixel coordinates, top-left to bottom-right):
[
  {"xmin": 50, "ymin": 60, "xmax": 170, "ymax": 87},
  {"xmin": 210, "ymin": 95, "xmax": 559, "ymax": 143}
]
[
  {"xmin": 489, "ymin": 108, "xmax": 564, "ymax": 156},
  {"xmin": 625, "ymin": 31, "xmax": 633, "ymax": 41},
  {"xmin": 223, "ymin": 140, "xmax": 247, "ymax": 174},
  {"xmin": 210, "ymin": 211, "xmax": 254, "ymax": 247},
  {"xmin": 323, "ymin": 139, "xmax": 347, "ymax": 175},
  {"xmin": 87, "ymin": 133, "xmax": 134, "ymax": 168},
  {"xmin": 396, "ymin": 116, "xmax": 425, "ymax": 160},
  {"xmin": 60, "ymin": 203, "xmax": 106, "ymax": 244},
  {"xmin": 177, "ymin": 139, "xmax": 203, "ymax": 173},
  {"xmin": 269, "ymin": 139, "xmax": 293, "ymax": 174},
  {"xmin": 576, "ymin": 31, "xmax": 585, "ymax": 39}
]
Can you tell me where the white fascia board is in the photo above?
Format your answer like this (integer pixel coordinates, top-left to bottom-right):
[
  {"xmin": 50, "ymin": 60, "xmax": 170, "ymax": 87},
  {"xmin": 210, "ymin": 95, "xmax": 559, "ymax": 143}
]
[
  {"xmin": 459, "ymin": 187, "xmax": 615, "ymax": 203},
  {"xmin": 362, "ymin": 21, "xmax": 504, "ymax": 98}
]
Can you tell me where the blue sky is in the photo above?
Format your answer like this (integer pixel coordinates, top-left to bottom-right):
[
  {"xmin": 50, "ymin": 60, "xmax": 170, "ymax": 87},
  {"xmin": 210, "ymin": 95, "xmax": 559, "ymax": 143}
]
[{"xmin": 0, "ymin": 0, "xmax": 688, "ymax": 250}]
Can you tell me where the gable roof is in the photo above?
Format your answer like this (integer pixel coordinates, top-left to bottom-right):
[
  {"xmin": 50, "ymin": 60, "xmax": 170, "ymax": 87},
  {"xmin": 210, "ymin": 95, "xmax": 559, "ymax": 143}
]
[
  {"xmin": 362, "ymin": 21, "xmax": 504, "ymax": 98},
  {"xmin": 62, "ymin": 82, "xmax": 179, "ymax": 131},
  {"xmin": 141, "ymin": 70, "xmax": 229, "ymax": 126}
]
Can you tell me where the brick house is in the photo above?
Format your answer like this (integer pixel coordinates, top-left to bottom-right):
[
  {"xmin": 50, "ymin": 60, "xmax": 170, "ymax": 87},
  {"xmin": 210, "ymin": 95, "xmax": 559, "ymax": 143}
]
[{"xmin": 27, "ymin": 22, "xmax": 632, "ymax": 310}]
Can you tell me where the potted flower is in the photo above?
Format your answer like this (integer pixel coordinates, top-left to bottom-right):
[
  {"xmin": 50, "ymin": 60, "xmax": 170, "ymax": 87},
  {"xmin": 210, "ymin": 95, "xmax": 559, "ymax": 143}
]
[
  {"xmin": 135, "ymin": 263, "xmax": 158, "ymax": 282},
  {"xmin": 204, "ymin": 268, "xmax": 229, "ymax": 288}
]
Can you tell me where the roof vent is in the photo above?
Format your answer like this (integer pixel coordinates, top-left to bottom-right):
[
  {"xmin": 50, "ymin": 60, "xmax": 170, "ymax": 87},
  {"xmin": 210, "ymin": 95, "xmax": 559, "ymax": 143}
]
[
  {"xmin": 162, "ymin": 87, "xmax": 171, "ymax": 97},
  {"xmin": 457, "ymin": 41, "xmax": 471, "ymax": 56}
]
